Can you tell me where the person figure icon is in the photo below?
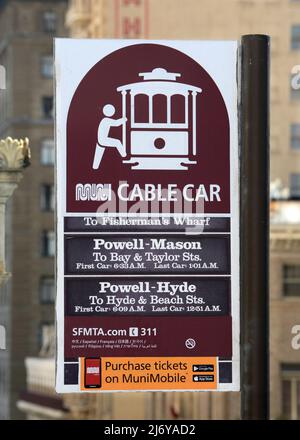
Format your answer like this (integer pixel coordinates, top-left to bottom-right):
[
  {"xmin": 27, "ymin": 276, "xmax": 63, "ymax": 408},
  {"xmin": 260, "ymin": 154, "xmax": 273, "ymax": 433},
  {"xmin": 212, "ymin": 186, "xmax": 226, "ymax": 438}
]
[{"xmin": 93, "ymin": 104, "xmax": 127, "ymax": 170}]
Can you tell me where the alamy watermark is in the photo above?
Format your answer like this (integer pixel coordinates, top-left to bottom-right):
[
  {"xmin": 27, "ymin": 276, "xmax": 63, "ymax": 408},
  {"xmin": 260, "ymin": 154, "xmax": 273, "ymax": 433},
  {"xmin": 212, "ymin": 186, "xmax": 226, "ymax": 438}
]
[
  {"xmin": 0, "ymin": 64, "xmax": 5, "ymax": 90},
  {"xmin": 291, "ymin": 325, "xmax": 300, "ymax": 350},
  {"xmin": 0, "ymin": 64, "xmax": 6, "ymax": 350},
  {"xmin": 291, "ymin": 64, "xmax": 300, "ymax": 91},
  {"xmin": 0, "ymin": 326, "xmax": 6, "ymax": 350},
  {"xmin": 290, "ymin": 65, "xmax": 300, "ymax": 351},
  {"xmin": 75, "ymin": 180, "xmax": 219, "ymax": 235}
]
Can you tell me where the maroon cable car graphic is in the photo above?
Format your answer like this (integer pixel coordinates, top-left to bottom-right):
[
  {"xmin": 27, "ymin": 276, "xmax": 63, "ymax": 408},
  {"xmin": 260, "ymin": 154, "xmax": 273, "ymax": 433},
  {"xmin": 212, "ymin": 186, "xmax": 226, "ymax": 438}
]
[{"xmin": 117, "ymin": 67, "xmax": 202, "ymax": 170}]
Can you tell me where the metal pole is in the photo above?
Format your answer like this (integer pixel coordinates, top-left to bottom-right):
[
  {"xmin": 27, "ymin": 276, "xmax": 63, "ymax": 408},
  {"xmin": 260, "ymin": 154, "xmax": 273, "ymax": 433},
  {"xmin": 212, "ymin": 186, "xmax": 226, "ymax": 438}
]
[{"xmin": 240, "ymin": 34, "xmax": 270, "ymax": 420}]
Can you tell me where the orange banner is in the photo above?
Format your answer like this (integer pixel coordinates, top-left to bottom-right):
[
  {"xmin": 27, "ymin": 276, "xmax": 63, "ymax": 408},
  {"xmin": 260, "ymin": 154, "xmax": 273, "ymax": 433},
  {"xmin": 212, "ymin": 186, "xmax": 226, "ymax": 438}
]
[{"xmin": 80, "ymin": 356, "xmax": 217, "ymax": 391}]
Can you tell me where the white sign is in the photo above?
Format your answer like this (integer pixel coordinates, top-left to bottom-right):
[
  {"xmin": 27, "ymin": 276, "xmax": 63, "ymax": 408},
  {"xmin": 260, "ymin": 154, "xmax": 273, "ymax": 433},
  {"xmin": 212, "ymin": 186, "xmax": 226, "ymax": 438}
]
[{"xmin": 55, "ymin": 39, "xmax": 239, "ymax": 393}]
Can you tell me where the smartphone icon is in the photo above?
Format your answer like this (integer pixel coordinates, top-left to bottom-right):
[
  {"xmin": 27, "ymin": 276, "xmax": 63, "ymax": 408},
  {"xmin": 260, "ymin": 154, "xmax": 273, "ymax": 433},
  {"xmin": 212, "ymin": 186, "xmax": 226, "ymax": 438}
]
[{"xmin": 84, "ymin": 358, "xmax": 101, "ymax": 388}]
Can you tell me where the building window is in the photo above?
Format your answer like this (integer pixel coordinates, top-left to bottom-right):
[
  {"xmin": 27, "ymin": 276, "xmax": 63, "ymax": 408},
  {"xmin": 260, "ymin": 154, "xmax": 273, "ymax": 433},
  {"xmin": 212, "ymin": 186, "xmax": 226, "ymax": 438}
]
[
  {"xmin": 291, "ymin": 124, "xmax": 300, "ymax": 150},
  {"xmin": 281, "ymin": 364, "xmax": 300, "ymax": 419},
  {"xmin": 291, "ymin": 25, "xmax": 300, "ymax": 50},
  {"xmin": 41, "ymin": 55, "xmax": 53, "ymax": 78},
  {"xmin": 283, "ymin": 265, "xmax": 300, "ymax": 296},
  {"xmin": 43, "ymin": 11, "xmax": 57, "ymax": 33},
  {"xmin": 41, "ymin": 139, "xmax": 54, "ymax": 165},
  {"xmin": 40, "ymin": 184, "xmax": 54, "ymax": 211},
  {"xmin": 41, "ymin": 230, "xmax": 55, "ymax": 257},
  {"xmin": 290, "ymin": 173, "xmax": 300, "ymax": 198},
  {"xmin": 42, "ymin": 96, "xmax": 53, "ymax": 119},
  {"xmin": 40, "ymin": 277, "xmax": 55, "ymax": 304}
]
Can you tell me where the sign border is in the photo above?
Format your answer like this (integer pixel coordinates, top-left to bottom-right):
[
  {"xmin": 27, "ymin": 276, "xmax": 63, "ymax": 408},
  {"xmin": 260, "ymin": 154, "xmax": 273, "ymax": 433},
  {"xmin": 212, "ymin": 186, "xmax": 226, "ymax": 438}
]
[{"xmin": 55, "ymin": 38, "xmax": 240, "ymax": 393}]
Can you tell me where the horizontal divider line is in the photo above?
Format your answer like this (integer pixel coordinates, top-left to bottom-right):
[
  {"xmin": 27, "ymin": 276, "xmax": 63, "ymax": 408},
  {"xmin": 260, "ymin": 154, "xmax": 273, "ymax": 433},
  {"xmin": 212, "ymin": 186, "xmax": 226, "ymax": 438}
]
[
  {"xmin": 63, "ymin": 232, "xmax": 231, "ymax": 235},
  {"xmin": 63, "ymin": 274, "xmax": 232, "ymax": 278}
]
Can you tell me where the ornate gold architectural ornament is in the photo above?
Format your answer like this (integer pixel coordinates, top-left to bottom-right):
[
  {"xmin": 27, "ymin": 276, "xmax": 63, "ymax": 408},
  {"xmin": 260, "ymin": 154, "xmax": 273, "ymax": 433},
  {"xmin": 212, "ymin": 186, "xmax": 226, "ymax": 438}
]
[{"xmin": 0, "ymin": 137, "xmax": 31, "ymax": 170}]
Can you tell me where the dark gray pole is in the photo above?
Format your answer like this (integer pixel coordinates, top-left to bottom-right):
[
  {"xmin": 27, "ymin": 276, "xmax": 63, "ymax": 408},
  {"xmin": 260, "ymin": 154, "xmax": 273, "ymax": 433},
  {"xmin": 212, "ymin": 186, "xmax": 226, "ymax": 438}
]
[{"xmin": 240, "ymin": 34, "xmax": 270, "ymax": 420}]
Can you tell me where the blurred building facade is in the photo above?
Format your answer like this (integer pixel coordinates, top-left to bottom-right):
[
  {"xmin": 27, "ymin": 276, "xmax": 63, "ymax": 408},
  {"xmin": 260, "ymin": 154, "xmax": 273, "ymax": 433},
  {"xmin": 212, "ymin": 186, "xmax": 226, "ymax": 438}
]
[
  {"xmin": 4, "ymin": 0, "xmax": 300, "ymax": 420},
  {"xmin": 0, "ymin": 0, "xmax": 67, "ymax": 420}
]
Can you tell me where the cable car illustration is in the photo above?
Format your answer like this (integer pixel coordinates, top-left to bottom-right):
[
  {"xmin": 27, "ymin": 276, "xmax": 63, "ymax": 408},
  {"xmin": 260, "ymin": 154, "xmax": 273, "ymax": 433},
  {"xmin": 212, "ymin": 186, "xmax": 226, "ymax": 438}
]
[
  {"xmin": 117, "ymin": 68, "xmax": 202, "ymax": 170},
  {"xmin": 93, "ymin": 67, "xmax": 202, "ymax": 171}
]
